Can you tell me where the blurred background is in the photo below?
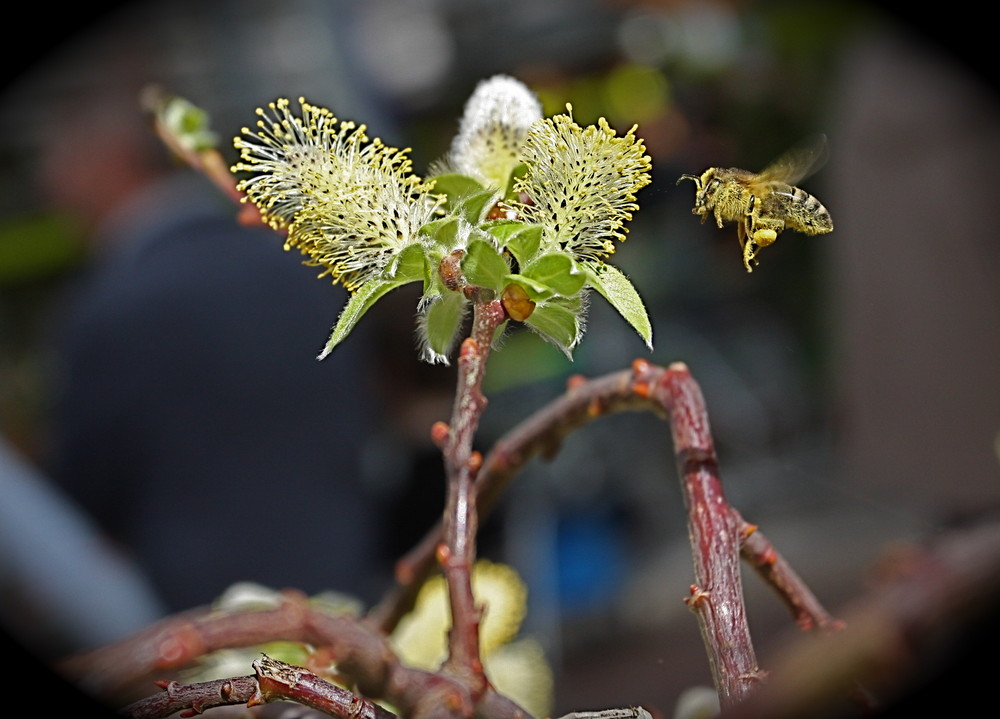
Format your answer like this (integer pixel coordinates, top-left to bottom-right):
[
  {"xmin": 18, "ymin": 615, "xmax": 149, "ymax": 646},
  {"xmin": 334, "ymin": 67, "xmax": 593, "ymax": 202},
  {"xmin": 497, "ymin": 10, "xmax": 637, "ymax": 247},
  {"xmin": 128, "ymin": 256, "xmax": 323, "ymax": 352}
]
[{"xmin": 1, "ymin": 0, "xmax": 998, "ymax": 715}]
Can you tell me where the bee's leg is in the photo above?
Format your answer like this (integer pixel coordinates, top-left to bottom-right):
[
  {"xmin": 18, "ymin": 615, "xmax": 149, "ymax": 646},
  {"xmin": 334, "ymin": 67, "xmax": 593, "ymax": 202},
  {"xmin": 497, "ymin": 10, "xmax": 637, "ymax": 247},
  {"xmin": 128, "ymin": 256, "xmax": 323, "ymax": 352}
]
[
  {"xmin": 744, "ymin": 224, "xmax": 780, "ymax": 272},
  {"xmin": 745, "ymin": 196, "xmax": 786, "ymax": 270},
  {"xmin": 737, "ymin": 196, "xmax": 756, "ymax": 270},
  {"xmin": 738, "ymin": 221, "xmax": 761, "ymax": 271},
  {"xmin": 743, "ymin": 241, "xmax": 758, "ymax": 272},
  {"xmin": 740, "ymin": 216, "xmax": 760, "ymax": 272}
]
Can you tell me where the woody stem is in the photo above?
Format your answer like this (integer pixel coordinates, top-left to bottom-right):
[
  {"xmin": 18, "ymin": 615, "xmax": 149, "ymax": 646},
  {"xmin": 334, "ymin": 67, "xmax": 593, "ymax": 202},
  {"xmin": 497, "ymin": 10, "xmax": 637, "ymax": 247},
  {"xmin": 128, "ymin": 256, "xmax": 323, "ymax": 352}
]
[{"xmin": 440, "ymin": 292, "xmax": 506, "ymax": 690}]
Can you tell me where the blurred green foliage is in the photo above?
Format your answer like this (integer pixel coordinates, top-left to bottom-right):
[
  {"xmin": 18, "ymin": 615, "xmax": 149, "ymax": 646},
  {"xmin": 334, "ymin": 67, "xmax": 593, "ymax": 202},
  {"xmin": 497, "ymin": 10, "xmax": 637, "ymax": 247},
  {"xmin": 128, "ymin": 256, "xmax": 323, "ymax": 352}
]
[{"xmin": 0, "ymin": 214, "xmax": 84, "ymax": 286}]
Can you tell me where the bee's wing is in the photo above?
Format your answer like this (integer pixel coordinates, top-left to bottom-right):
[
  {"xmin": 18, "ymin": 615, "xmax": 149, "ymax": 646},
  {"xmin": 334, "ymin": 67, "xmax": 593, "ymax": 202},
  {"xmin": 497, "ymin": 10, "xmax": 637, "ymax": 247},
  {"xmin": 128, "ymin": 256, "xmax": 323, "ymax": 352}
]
[{"xmin": 755, "ymin": 134, "xmax": 829, "ymax": 186}]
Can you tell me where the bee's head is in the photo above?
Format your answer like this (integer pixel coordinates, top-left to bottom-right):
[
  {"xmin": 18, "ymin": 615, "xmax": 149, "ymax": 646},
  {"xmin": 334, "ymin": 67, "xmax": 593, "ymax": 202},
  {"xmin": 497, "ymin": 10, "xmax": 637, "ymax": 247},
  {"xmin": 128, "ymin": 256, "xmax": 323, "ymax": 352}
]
[{"xmin": 677, "ymin": 168, "xmax": 717, "ymax": 216}]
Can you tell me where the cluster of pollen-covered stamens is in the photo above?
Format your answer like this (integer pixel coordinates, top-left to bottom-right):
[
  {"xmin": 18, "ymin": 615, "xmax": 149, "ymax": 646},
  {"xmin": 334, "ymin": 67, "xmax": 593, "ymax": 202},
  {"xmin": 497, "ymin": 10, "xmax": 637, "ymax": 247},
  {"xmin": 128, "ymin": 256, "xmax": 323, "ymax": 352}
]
[
  {"xmin": 233, "ymin": 97, "xmax": 441, "ymax": 290},
  {"xmin": 514, "ymin": 109, "xmax": 652, "ymax": 264}
]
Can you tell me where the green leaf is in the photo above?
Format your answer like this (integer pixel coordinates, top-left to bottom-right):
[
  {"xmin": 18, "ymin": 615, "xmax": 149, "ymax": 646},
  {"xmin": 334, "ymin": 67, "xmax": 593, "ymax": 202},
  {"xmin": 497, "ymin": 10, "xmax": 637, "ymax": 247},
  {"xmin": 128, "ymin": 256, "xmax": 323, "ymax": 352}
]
[
  {"xmin": 524, "ymin": 298, "xmax": 582, "ymax": 359},
  {"xmin": 454, "ymin": 189, "xmax": 500, "ymax": 224},
  {"xmin": 503, "ymin": 273, "xmax": 553, "ymax": 300},
  {"xmin": 485, "ymin": 220, "xmax": 524, "ymax": 245},
  {"xmin": 521, "ymin": 252, "xmax": 587, "ymax": 297},
  {"xmin": 419, "ymin": 216, "xmax": 459, "ymax": 250},
  {"xmin": 488, "ymin": 222, "xmax": 543, "ymax": 266},
  {"xmin": 584, "ymin": 262, "xmax": 653, "ymax": 350},
  {"xmin": 462, "ymin": 238, "xmax": 509, "ymax": 291},
  {"xmin": 319, "ymin": 276, "xmax": 416, "ymax": 359},
  {"xmin": 428, "ymin": 173, "xmax": 484, "ymax": 210},
  {"xmin": 388, "ymin": 242, "xmax": 429, "ymax": 283},
  {"xmin": 419, "ymin": 291, "xmax": 468, "ymax": 364},
  {"xmin": 504, "ymin": 162, "xmax": 528, "ymax": 199}
]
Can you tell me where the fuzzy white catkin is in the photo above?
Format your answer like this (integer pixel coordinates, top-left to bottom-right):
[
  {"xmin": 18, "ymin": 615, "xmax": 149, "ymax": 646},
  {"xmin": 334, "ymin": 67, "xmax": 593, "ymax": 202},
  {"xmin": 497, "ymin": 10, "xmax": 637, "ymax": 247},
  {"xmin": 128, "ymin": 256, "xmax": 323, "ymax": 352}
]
[{"xmin": 443, "ymin": 74, "xmax": 543, "ymax": 187}]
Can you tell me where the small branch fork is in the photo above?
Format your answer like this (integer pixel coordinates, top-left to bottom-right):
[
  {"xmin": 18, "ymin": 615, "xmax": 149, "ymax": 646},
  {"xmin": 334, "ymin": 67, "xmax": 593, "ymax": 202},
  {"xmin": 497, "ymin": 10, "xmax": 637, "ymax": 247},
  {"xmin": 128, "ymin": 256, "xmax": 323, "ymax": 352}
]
[
  {"xmin": 655, "ymin": 362, "xmax": 760, "ymax": 705},
  {"xmin": 374, "ymin": 358, "xmax": 849, "ymax": 712}
]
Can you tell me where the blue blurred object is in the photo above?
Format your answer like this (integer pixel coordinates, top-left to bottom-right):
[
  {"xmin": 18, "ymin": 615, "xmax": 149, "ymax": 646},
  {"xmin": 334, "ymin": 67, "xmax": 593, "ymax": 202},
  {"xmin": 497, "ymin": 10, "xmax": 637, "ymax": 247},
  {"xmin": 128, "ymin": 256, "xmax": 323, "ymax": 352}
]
[
  {"xmin": 0, "ymin": 436, "xmax": 166, "ymax": 655},
  {"xmin": 555, "ymin": 506, "xmax": 627, "ymax": 614}
]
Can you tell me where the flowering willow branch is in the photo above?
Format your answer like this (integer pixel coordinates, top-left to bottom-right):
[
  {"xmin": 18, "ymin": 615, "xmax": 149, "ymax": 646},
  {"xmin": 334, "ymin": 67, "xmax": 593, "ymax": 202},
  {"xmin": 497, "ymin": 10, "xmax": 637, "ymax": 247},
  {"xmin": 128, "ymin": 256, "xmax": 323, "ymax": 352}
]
[{"xmin": 150, "ymin": 76, "xmax": 655, "ymax": 364}]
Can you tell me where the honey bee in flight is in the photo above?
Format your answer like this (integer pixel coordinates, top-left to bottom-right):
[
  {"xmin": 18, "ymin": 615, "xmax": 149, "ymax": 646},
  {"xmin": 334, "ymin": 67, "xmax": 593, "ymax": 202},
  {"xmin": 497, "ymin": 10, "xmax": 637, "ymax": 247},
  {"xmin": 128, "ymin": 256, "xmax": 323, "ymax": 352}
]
[{"xmin": 677, "ymin": 135, "xmax": 833, "ymax": 272}]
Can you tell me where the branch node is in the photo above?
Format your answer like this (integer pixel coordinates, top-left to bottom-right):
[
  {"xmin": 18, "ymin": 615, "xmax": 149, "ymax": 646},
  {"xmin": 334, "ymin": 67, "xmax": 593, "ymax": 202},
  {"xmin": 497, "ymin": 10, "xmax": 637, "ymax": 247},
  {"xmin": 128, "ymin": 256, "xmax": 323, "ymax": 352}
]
[
  {"xmin": 219, "ymin": 680, "xmax": 235, "ymax": 701},
  {"xmin": 155, "ymin": 622, "xmax": 205, "ymax": 669},
  {"xmin": 468, "ymin": 450, "xmax": 483, "ymax": 473},
  {"xmin": 435, "ymin": 542, "xmax": 452, "ymax": 566},
  {"xmin": 632, "ymin": 380, "xmax": 651, "ymax": 399},
  {"xmin": 685, "ymin": 584, "xmax": 712, "ymax": 610},
  {"xmin": 459, "ymin": 337, "xmax": 479, "ymax": 360},
  {"xmin": 586, "ymin": 396, "xmax": 605, "ymax": 417},
  {"xmin": 431, "ymin": 421, "xmax": 451, "ymax": 448},
  {"xmin": 631, "ymin": 357, "xmax": 653, "ymax": 375},
  {"xmin": 739, "ymin": 669, "xmax": 770, "ymax": 685}
]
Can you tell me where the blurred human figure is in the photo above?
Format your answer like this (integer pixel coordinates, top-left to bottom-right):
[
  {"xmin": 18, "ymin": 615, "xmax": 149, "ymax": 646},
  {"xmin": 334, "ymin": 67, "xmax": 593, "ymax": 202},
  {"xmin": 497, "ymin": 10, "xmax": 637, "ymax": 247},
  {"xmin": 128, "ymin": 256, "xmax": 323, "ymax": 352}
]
[
  {"xmin": 45, "ymin": 176, "xmax": 385, "ymax": 614},
  {"xmin": 28, "ymin": 26, "xmax": 387, "ymax": 622}
]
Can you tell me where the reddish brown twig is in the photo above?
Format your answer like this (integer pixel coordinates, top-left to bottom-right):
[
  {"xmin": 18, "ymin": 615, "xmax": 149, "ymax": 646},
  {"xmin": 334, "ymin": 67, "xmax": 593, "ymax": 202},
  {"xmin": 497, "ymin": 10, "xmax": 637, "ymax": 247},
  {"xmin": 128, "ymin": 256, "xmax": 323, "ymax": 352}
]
[
  {"xmin": 646, "ymin": 361, "xmax": 762, "ymax": 706},
  {"xmin": 737, "ymin": 515, "xmax": 845, "ymax": 634},
  {"xmin": 719, "ymin": 520, "xmax": 1000, "ymax": 719},
  {"xmin": 437, "ymin": 295, "xmax": 507, "ymax": 696},
  {"xmin": 61, "ymin": 592, "xmax": 530, "ymax": 719},
  {"xmin": 140, "ymin": 84, "xmax": 264, "ymax": 227},
  {"xmin": 123, "ymin": 674, "xmax": 260, "ymax": 719},
  {"xmin": 374, "ymin": 360, "xmax": 837, "ymax": 708},
  {"xmin": 68, "ymin": 352, "xmax": 839, "ymax": 717},
  {"xmin": 123, "ymin": 654, "xmax": 397, "ymax": 719},
  {"xmin": 369, "ymin": 366, "xmax": 655, "ymax": 633}
]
